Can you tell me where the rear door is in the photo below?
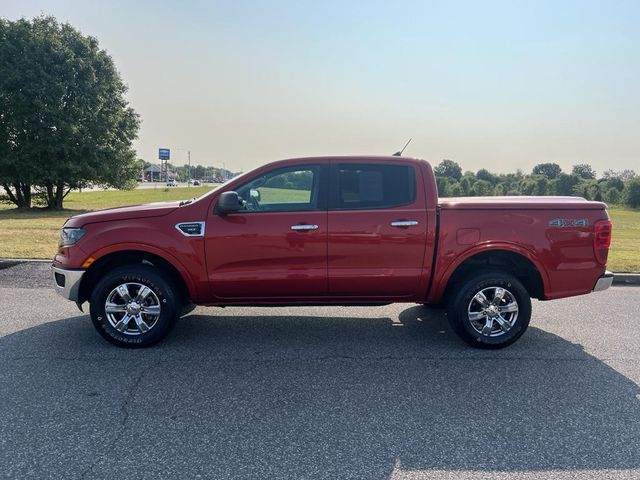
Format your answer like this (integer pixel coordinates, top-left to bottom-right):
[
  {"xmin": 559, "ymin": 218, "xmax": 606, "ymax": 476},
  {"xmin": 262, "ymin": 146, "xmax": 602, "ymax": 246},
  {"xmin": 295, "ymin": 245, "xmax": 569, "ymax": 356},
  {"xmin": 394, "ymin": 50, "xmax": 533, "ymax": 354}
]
[
  {"xmin": 327, "ymin": 161, "xmax": 428, "ymax": 297},
  {"xmin": 206, "ymin": 163, "xmax": 328, "ymax": 299}
]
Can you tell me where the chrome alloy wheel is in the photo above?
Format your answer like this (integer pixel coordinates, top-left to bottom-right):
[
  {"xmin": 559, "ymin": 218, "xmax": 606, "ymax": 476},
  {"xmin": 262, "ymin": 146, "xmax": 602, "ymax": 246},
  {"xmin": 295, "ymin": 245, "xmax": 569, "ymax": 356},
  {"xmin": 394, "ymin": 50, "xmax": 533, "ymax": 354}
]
[
  {"xmin": 104, "ymin": 283, "xmax": 161, "ymax": 336},
  {"xmin": 467, "ymin": 286, "xmax": 519, "ymax": 338}
]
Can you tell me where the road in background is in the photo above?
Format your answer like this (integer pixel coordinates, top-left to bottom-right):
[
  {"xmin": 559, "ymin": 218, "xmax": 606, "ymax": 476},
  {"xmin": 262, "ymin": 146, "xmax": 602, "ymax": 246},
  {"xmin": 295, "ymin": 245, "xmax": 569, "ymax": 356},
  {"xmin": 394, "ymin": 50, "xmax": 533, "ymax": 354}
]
[
  {"xmin": 75, "ymin": 181, "xmax": 221, "ymax": 192},
  {"xmin": 1, "ymin": 262, "xmax": 639, "ymax": 479}
]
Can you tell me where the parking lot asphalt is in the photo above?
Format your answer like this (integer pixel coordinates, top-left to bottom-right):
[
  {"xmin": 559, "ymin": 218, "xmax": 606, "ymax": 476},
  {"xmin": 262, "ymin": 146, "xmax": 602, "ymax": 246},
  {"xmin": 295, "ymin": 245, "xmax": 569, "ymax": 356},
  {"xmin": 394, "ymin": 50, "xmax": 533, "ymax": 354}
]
[{"xmin": 0, "ymin": 262, "xmax": 639, "ymax": 480}]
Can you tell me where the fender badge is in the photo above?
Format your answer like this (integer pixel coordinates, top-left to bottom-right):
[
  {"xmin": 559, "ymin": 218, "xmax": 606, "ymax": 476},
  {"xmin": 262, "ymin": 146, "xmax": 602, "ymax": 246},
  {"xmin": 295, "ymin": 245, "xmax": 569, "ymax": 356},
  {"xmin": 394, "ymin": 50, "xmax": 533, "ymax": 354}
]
[{"xmin": 175, "ymin": 222, "xmax": 206, "ymax": 236}]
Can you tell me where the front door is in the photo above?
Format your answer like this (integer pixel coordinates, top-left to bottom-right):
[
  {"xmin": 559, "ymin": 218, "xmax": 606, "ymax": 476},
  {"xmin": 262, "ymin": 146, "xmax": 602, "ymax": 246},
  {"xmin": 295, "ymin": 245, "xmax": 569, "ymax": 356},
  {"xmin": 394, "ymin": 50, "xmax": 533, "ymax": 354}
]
[
  {"xmin": 327, "ymin": 161, "xmax": 428, "ymax": 298},
  {"xmin": 205, "ymin": 163, "xmax": 328, "ymax": 300}
]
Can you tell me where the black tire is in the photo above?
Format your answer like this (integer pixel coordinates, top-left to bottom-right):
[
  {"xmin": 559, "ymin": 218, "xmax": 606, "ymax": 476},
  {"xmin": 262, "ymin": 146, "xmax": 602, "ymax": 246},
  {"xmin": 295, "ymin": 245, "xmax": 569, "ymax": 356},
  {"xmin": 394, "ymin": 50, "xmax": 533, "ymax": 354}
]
[
  {"xmin": 446, "ymin": 271, "xmax": 531, "ymax": 349},
  {"xmin": 89, "ymin": 265, "xmax": 179, "ymax": 348},
  {"xmin": 180, "ymin": 303, "xmax": 197, "ymax": 317}
]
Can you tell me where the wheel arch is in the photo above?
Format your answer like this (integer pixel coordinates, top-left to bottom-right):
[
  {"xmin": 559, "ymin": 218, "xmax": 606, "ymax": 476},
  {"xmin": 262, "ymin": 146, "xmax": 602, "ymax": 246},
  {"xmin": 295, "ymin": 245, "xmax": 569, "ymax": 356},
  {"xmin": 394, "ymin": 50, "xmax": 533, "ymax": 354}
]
[
  {"xmin": 78, "ymin": 246, "xmax": 194, "ymax": 305},
  {"xmin": 434, "ymin": 244, "xmax": 549, "ymax": 303}
]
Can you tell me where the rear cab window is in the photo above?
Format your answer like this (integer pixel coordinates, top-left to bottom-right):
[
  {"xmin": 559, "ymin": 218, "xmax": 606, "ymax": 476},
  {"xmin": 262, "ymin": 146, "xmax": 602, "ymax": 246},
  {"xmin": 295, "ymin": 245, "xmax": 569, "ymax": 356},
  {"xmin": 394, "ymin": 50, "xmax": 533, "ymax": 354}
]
[{"xmin": 330, "ymin": 163, "xmax": 416, "ymax": 209}]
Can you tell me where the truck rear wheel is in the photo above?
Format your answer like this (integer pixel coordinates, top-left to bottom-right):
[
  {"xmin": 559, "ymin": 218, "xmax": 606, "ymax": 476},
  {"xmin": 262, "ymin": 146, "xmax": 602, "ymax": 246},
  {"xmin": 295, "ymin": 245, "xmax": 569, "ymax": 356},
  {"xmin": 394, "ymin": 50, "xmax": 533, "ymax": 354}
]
[
  {"xmin": 446, "ymin": 271, "xmax": 531, "ymax": 349},
  {"xmin": 89, "ymin": 265, "xmax": 179, "ymax": 348}
]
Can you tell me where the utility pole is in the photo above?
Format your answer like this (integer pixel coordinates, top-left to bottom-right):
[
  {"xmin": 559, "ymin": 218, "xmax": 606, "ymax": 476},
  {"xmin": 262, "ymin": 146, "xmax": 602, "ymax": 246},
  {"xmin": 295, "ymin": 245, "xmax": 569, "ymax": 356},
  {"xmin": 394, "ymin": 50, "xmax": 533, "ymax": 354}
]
[{"xmin": 173, "ymin": 147, "xmax": 192, "ymax": 185}]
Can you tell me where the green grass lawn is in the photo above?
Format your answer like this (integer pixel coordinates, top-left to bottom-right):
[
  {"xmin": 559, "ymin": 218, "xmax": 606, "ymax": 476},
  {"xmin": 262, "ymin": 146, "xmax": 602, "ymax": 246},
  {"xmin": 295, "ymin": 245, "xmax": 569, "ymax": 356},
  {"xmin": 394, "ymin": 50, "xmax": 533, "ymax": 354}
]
[
  {"xmin": 0, "ymin": 191, "xmax": 638, "ymax": 272},
  {"xmin": 607, "ymin": 207, "xmax": 640, "ymax": 273},
  {"xmin": 257, "ymin": 187, "xmax": 311, "ymax": 203}
]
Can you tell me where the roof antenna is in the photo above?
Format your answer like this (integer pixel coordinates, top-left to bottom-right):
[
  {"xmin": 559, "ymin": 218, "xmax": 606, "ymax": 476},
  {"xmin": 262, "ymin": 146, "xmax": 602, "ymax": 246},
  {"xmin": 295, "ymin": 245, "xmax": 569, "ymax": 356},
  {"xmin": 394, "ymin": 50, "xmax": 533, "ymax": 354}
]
[{"xmin": 392, "ymin": 138, "xmax": 412, "ymax": 156}]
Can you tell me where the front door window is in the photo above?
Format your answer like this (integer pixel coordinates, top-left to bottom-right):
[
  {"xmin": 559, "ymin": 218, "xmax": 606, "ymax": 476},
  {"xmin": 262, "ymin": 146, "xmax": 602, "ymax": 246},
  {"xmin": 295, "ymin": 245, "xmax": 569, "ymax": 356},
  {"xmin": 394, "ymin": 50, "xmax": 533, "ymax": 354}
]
[{"xmin": 235, "ymin": 166, "xmax": 321, "ymax": 212}]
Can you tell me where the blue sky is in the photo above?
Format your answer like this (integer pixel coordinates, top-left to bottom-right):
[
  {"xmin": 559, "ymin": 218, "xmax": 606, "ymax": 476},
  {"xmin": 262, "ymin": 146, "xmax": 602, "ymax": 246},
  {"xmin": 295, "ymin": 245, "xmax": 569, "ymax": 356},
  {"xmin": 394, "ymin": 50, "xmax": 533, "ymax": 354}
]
[{"xmin": 2, "ymin": 0, "xmax": 639, "ymax": 173}]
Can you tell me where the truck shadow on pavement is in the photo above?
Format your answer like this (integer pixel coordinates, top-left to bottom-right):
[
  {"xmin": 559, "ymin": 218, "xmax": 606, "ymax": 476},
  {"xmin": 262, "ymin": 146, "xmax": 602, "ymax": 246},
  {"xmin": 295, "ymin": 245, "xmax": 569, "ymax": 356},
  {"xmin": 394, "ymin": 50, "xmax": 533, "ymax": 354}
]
[{"xmin": 1, "ymin": 306, "xmax": 639, "ymax": 479}]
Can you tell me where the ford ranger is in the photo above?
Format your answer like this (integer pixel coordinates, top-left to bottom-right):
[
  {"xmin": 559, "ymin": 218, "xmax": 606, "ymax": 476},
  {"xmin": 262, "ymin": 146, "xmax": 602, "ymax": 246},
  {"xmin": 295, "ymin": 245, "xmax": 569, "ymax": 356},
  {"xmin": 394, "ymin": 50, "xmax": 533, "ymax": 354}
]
[{"xmin": 51, "ymin": 156, "xmax": 613, "ymax": 349}]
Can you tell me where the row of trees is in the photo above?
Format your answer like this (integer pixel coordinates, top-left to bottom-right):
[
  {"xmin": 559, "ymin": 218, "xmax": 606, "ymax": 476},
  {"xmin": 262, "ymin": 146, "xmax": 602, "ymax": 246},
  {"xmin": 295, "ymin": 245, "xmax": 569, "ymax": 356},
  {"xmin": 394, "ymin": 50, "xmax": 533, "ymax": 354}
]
[
  {"xmin": 264, "ymin": 170, "xmax": 313, "ymax": 190},
  {"xmin": 434, "ymin": 160, "xmax": 640, "ymax": 208},
  {"xmin": 162, "ymin": 163, "xmax": 234, "ymax": 183}
]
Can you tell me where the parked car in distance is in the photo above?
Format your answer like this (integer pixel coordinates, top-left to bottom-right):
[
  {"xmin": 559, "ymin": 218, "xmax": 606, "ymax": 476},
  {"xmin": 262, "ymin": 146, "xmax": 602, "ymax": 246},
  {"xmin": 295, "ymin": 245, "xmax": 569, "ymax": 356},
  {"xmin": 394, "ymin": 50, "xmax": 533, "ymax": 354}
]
[
  {"xmin": 192, "ymin": 179, "xmax": 201, "ymax": 186},
  {"xmin": 52, "ymin": 155, "xmax": 613, "ymax": 349},
  {"xmin": 166, "ymin": 179, "xmax": 178, "ymax": 187}
]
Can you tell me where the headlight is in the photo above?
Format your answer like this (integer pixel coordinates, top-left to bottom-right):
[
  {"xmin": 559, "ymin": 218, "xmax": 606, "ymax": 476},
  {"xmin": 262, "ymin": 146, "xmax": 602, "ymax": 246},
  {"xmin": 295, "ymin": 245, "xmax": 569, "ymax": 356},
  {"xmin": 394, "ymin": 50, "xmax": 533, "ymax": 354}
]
[{"xmin": 59, "ymin": 227, "xmax": 86, "ymax": 247}]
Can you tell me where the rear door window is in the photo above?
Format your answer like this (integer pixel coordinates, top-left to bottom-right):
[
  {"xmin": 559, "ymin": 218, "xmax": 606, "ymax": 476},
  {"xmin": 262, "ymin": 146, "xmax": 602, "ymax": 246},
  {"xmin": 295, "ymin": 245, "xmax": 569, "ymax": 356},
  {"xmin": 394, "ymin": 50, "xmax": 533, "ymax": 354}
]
[{"xmin": 331, "ymin": 163, "xmax": 416, "ymax": 209}]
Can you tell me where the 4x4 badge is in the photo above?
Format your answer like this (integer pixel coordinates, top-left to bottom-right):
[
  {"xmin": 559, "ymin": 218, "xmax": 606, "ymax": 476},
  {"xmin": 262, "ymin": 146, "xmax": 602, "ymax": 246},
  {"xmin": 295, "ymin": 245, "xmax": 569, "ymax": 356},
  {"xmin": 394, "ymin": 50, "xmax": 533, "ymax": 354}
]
[{"xmin": 549, "ymin": 218, "xmax": 588, "ymax": 228}]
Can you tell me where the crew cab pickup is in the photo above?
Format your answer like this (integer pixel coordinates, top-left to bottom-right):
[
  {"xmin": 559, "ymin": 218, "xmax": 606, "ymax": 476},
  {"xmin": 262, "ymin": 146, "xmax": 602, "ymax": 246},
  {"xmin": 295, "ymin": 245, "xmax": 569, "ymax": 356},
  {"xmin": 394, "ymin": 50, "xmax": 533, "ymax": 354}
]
[{"xmin": 51, "ymin": 156, "xmax": 613, "ymax": 348}]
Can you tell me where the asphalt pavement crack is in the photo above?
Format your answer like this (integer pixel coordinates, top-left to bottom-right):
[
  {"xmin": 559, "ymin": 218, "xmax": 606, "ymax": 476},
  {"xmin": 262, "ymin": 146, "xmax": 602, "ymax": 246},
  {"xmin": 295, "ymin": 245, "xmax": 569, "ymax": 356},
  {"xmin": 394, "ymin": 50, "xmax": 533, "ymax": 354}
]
[{"xmin": 78, "ymin": 365, "xmax": 152, "ymax": 480}]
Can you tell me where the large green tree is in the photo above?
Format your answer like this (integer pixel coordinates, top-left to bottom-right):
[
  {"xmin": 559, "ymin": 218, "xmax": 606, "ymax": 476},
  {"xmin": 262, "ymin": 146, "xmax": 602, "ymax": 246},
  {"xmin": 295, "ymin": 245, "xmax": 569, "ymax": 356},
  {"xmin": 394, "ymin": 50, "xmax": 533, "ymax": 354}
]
[
  {"xmin": 434, "ymin": 159, "xmax": 462, "ymax": 181},
  {"xmin": 571, "ymin": 163, "xmax": 596, "ymax": 180},
  {"xmin": 625, "ymin": 177, "xmax": 640, "ymax": 208},
  {"xmin": 0, "ymin": 16, "xmax": 139, "ymax": 209},
  {"xmin": 532, "ymin": 162, "xmax": 561, "ymax": 179},
  {"xmin": 472, "ymin": 179, "xmax": 492, "ymax": 196},
  {"xmin": 551, "ymin": 173, "xmax": 581, "ymax": 196},
  {"xmin": 476, "ymin": 168, "xmax": 497, "ymax": 184}
]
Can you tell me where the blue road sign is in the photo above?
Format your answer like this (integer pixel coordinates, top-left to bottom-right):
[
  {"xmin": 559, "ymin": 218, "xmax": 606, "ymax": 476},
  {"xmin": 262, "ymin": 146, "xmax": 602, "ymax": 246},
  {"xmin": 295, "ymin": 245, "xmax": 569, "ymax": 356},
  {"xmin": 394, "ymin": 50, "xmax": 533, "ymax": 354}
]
[{"xmin": 159, "ymin": 148, "xmax": 170, "ymax": 160}]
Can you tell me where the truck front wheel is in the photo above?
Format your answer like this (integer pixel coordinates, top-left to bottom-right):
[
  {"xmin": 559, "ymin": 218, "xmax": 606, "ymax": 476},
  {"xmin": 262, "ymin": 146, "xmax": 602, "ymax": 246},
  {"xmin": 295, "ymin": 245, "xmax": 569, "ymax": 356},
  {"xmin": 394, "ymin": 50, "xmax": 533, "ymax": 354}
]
[
  {"xmin": 89, "ymin": 265, "xmax": 179, "ymax": 348},
  {"xmin": 447, "ymin": 271, "xmax": 532, "ymax": 349}
]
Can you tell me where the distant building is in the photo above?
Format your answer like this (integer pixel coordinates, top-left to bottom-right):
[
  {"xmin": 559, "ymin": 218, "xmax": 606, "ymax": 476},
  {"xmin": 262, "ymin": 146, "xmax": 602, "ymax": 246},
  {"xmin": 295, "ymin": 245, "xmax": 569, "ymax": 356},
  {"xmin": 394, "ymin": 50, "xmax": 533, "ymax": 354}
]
[{"xmin": 144, "ymin": 164, "xmax": 175, "ymax": 182}]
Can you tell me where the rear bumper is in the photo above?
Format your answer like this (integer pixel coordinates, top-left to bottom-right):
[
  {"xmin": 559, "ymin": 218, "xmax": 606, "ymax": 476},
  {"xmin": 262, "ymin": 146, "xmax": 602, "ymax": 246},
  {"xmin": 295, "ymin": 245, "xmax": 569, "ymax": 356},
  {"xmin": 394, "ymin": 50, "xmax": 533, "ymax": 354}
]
[
  {"xmin": 592, "ymin": 271, "xmax": 614, "ymax": 292},
  {"xmin": 51, "ymin": 265, "xmax": 85, "ymax": 302}
]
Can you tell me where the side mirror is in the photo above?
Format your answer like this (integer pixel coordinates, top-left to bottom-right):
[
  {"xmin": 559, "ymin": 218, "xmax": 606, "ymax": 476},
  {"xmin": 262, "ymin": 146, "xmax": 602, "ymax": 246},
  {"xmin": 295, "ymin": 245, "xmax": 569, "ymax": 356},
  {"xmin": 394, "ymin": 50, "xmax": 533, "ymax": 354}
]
[
  {"xmin": 250, "ymin": 189, "xmax": 261, "ymax": 201},
  {"xmin": 217, "ymin": 191, "xmax": 244, "ymax": 214}
]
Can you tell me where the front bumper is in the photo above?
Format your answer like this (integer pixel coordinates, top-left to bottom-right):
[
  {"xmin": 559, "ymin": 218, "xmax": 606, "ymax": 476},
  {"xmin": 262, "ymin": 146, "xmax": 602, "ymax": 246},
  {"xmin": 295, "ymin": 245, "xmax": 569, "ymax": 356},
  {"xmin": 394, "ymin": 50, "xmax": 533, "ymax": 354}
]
[
  {"xmin": 51, "ymin": 266, "xmax": 85, "ymax": 302},
  {"xmin": 593, "ymin": 271, "xmax": 614, "ymax": 292}
]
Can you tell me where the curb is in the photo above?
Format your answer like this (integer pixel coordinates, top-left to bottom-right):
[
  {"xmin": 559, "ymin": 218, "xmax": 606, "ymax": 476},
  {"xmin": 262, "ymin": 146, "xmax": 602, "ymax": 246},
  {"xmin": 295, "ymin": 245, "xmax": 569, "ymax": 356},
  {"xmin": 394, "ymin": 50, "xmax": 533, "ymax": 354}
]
[
  {"xmin": 612, "ymin": 273, "xmax": 640, "ymax": 286},
  {"xmin": 0, "ymin": 258, "xmax": 51, "ymax": 263}
]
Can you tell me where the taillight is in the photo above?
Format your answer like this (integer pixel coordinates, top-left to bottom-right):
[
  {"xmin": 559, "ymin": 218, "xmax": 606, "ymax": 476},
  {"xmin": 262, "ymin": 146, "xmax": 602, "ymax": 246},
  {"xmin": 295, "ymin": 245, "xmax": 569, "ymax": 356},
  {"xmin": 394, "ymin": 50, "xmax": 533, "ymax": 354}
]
[{"xmin": 593, "ymin": 219, "xmax": 612, "ymax": 265}]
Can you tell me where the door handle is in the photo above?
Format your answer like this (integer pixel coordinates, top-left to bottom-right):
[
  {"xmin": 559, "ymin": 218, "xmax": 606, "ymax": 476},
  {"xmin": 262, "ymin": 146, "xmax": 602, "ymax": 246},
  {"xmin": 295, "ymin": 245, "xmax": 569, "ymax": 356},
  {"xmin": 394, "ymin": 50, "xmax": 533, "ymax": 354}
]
[
  {"xmin": 290, "ymin": 224, "xmax": 319, "ymax": 231},
  {"xmin": 390, "ymin": 220, "xmax": 418, "ymax": 227}
]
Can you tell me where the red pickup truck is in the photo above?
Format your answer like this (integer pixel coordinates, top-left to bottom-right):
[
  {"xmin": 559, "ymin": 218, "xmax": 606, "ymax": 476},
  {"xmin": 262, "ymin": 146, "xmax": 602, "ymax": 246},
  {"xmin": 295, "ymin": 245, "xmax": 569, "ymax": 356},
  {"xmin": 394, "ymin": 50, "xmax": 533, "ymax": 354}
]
[{"xmin": 52, "ymin": 156, "xmax": 613, "ymax": 349}]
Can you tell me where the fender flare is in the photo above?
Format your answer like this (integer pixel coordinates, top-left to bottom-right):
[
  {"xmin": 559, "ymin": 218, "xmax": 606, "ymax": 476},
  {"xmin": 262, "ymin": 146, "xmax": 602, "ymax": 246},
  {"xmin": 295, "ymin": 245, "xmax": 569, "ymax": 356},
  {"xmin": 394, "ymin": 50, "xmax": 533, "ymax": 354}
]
[
  {"xmin": 430, "ymin": 242, "xmax": 551, "ymax": 302},
  {"xmin": 86, "ymin": 242, "xmax": 198, "ymax": 299}
]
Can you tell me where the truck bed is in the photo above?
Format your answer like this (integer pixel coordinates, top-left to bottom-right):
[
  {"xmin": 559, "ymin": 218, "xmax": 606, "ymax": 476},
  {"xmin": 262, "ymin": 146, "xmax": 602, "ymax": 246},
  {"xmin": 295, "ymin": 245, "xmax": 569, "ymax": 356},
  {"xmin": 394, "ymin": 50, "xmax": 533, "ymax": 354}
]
[{"xmin": 430, "ymin": 195, "xmax": 610, "ymax": 302}]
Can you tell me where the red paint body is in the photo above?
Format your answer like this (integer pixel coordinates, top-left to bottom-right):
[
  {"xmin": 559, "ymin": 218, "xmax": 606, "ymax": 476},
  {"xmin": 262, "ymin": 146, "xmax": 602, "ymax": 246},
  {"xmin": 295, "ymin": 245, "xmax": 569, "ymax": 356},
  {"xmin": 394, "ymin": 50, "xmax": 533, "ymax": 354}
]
[{"xmin": 54, "ymin": 156, "xmax": 611, "ymax": 306}]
